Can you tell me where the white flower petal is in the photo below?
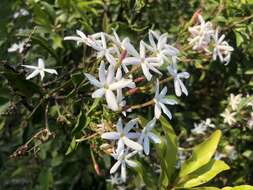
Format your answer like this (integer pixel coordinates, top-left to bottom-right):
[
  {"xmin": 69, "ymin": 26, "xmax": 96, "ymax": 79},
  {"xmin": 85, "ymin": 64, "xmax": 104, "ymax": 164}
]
[
  {"xmin": 148, "ymin": 133, "xmax": 161, "ymax": 144},
  {"xmin": 105, "ymin": 90, "xmax": 118, "ymax": 111},
  {"xmin": 26, "ymin": 70, "xmax": 40, "ymax": 80},
  {"xmin": 99, "ymin": 62, "xmax": 106, "ymax": 83},
  {"xmin": 39, "ymin": 70, "xmax": 45, "ymax": 81},
  {"xmin": 22, "ymin": 65, "xmax": 38, "ymax": 70},
  {"xmin": 179, "ymin": 79, "xmax": 188, "ymax": 96},
  {"xmin": 110, "ymin": 160, "xmax": 121, "ymax": 174},
  {"xmin": 122, "ymin": 137, "xmax": 143, "ymax": 151},
  {"xmin": 124, "ymin": 41, "xmax": 139, "ymax": 57},
  {"xmin": 126, "ymin": 132, "xmax": 140, "ymax": 139},
  {"xmin": 121, "ymin": 162, "xmax": 126, "ymax": 182},
  {"xmin": 109, "ymin": 79, "xmax": 133, "ymax": 90},
  {"xmin": 124, "ymin": 119, "xmax": 137, "ymax": 133},
  {"xmin": 160, "ymin": 103, "xmax": 172, "ymax": 119},
  {"xmin": 178, "ymin": 72, "xmax": 190, "ymax": 79},
  {"xmin": 143, "ymin": 137, "xmax": 150, "ymax": 155},
  {"xmin": 174, "ymin": 78, "xmax": 182, "ymax": 97},
  {"xmin": 126, "ymin": 160, "xmax": 137, "ymax": 168},
  {"xmin": 116, "ymin": 139, "xmax": 125, "ymax": 153},
  {"xmin": 84, "ymin": 73, "xmax": 102, "ymax": 87},
  {"xmin": 106, "ymin": 65, "xmax": 115, "ymax": 84},
  {"xmin": 44, "ymin": 68, "xmax": 58, "ymax": 75},
  {"xmin": 141, "ymin": 63, "xmax": 152, "ymax": 81},
  {"xmin": 92, "ymin": 88, "xmax": 105, "ymax": 98},
  {"xmin": 38, "ymin": 58, "xmax": 45, "ymax": 69},
  {"xmin": 122, "ymin": 57, "xmax": 140, "ymax": 65},
  {"xmin": 101, "ymin": 132, "xmax": 120, "ymax": 140},
  {"xmin": 154, "ymin": 103, "xmax": 162, "ymax": 119}
]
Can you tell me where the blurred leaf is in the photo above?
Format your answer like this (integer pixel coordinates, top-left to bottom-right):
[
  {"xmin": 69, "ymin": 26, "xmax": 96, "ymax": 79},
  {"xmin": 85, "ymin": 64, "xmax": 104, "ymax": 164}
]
[
  {"xmin": 158, "ymin": 116, "xmax": 177, "ymax": 185},
  {"xmin": 222, "ymin": 185, "xmax": 253, "ymax": 190},
  {"xmin": 38, "ymin": 168, "xmax": 53, "ymax": 190},
  {"xmin": 65, "ymin": 136, "xmax": 77, "ymax": 155},
  {"xmin": 72, "ymin": 110, "xmax": 86, "ymax": 134},
  {"xmin": 179, "ymin": 130, "xmax": 221, "ymax": 177},
  {"xmin": 178, "ymin": 159, "xmax": 230, "ymax": 188},
  {"xmin": 3, "ymin": 71, "xmax": 41, "ymax": 97},
  {"xmin": 234, "ymin": 31, "xmax": 244, "ymax": 47}
]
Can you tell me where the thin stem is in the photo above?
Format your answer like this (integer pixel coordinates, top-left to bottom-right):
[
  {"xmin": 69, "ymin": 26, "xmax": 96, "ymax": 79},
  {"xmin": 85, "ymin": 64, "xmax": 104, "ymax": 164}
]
[
  {"xmin": 75, "ymin": 133, "xmax": 99, "ymax": 143},
  {"xmin": 130, "ymin": 99, "xmax": 154, "ymax": 110}
]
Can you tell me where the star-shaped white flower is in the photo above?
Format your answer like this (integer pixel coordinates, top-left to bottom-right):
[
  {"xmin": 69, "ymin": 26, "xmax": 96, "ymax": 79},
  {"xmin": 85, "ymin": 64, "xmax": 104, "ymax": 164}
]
[
  {"xmin": 143, "ymin": 30, "xmax": 179, "ymax": 65},
  {"xmin": 167, "ymin": 62, "xmax": 190, "ymax": 97},
  {"xmin": 212, "ymin": 29, "xmax": 234, "ymax": 64},
  {"xmin": 153, "ymin": 80, "xmax": 177, "ymax": 119},
  {"xmin": 8, "ymin": 41, "xmax": 28, "ymax": 54},
  {"xmin": 64, "ymin": 30, "xmax": 102, "ymax": 49},
  {"xmin": 138, "ymin": 118, "xmax": 161, "ymax": 155},
  {"xmin": 84, "ymin": 63, "xmax": 135, "ymax": 111},
  {"xmin": 229, "ymin": 93, "xmax": 242, "ymax": 111},
  {"xmin": 22, "ymin": 58, "xmax": 58, "ymax": 81},
  {"xmin": 106, "ymin": 173, "xmax": 122, "ymax": 185},
  {"xmin": 188, "ymin": 14, "xmax": 214, "ymax": 51},
  {"xmin": 123, "ymin": 42, "xmax": 161, "ymax": 81},
  {"xmin": 191, "ymin": 122, "xmax": 207, "ymax": 135},
  {"xmin": 221, "ymin": 108, "xmax": 236, "ymax": 126},
  {"xmin": 110, "ymin": 150, "xmax": 138, "ymax": 182},
  {"xmin": 101, "ymin": 118, "xmax": 142, "ymax": 153}
]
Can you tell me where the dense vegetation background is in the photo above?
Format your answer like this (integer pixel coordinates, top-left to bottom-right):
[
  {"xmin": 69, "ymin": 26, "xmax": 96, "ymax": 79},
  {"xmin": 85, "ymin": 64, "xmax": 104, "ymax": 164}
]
[{"xmin": 0, "ymin": 0, "xmax": 253, "ymax": 189}]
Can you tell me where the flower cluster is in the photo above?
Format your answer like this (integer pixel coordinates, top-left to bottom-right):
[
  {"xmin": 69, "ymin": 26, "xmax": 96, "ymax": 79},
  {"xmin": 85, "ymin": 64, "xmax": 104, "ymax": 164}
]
[
  {"xmin": 188, "ymin": 14, "xmax": 234, "ymax": 64},
  {"xmin": 64, "ymin": 29, "xmax": 190, "ymax": 183},
  {"xmin": 221, "ymin": 93, "xmax": 253, "ymax": 127}
]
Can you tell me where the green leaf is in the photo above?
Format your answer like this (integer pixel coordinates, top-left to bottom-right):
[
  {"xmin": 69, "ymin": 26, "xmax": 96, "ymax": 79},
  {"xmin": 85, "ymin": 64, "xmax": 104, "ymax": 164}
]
[
  {"xmin": 179, "ymin": 130, "xmax": 221, "ymax": 177},
  {"xmin": 234, "ymin": 31, "xmax": 244, "ymax": 47},
  {"xmin": 72, "ymin": 110, "xmax": 86, "ymax": 134},
  {"xmin": 237, "ymin": 96, "xmax": 253, "ymax": 111},
  {"xmin": 38, "ymin": 168, "xmax": 53, "ymax": 190},
  {"xmin": 222, "ymin": 185, "xmax": 253, "ymax": 190},
  {"xmin": 158, "ymin": 116, "xmax": 177, "ymax": 185},
  {"xmin": 3, "ymin": 71, "xmax": 41, "ymax": 97},
  {"xmin": 192, "ymin": 187, "xmax": 220, "ymax": 190},
  {"xmin": 134, "ymin": 161, "xmax": 158, "ymax": 190},
  {"xmin": 178, "ymin": 160, "xmax": 230, "ymax": 188},
  {"xmin": 65, "ymin": 136, "xmax": 78, "ymax": 155}
]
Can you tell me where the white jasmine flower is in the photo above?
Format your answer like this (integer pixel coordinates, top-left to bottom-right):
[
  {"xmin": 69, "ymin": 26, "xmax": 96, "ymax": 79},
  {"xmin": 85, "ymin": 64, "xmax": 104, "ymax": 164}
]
[
  {"xmin": 13, "ymin": 8, "xmax": 29, "ymax": 19},
  {"xmin": 204, "ymin": 118, "xmax": 216, "ymax": 128},
  {"xmin": 212, "ymin": 29, "xmax": 234, "ymax": 64},
  {"xmin": 123, "ymin": 42, "xmax": 161, "ymax": 81},
  {"xmin": 188, "ymin": 14, "xmax": 214, "ymax": 51},
  {"xmin": 64, "ymin": 30, "xmax": 102, "ymax": 49},
  {"xmin": 8, "ymin": 41, "xmax": 27, "ymax": 54},
  {"xmin": 95, "ymin": 32, "xmax": 118, "ymax": 65},
  {"xmin": 191, "ymin": 122, "xmax": 207, "ymax": 135},
  {"xmin": 153, "ymin": 80, "xmax": 177, "ymax": 119},
  {"xmin": 224, "ymin": 145, "xmax": 238, "ymax": 160},
  {"xmin": 22, "ymin": 58, "xmax": 58, "ymax": 81},
  {"xmin": 138, "ymin": 118, "xmax": 161, "ymax": 155},
  {"xmin": 229, "ymin": 94, "xmax": 242, "ymax": 111},
  {"xmin": 84, "ymin": 63, "xmax": 135, "ymax": 111},
  {"xmin": 101, "ymin": 118, "xmax": 142, "ymax": 153},
  {"xmin": 229, "ymin": 93, "xmax": 242, "ymax": 111},
  {"xmin": 143, "ymin": 30, "xmax": 179, "ymax": 64},
  {"xmin": 191, "ymin": 118, "xmax": 215, "ymax": 135},
  {"xmin": 214, "ymin": 152, "xmax": 226, "ymax": 160},
  {"xmin": 106, "ymin": 173, "xmax": 122, "ymax": 185},
  {"xmin": 110, "ymin": 150, "xmax": 138, "ymax": 182},
  {"xmin": 167, "ymin": 62, "xmax": 190, "ymax": 97},
  {"xmin": 221, "ymin": 108, "xmax": 236, "ymax": 126}
]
